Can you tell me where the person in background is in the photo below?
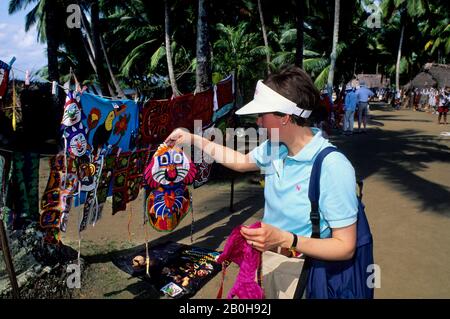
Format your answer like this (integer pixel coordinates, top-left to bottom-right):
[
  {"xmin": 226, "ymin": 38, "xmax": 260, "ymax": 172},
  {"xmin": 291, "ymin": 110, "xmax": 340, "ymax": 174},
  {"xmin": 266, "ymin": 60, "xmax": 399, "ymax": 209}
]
[
  {"xmin": 437, "ymin": 92, "xmax": 448, "ymax": 125},
  {"xmin": 343, "ymin": 85, "xmax": 357, "ymax": 135},
  {"xmin": 355, "ymin": 81, "xmax": 374, "ymax": 133}
]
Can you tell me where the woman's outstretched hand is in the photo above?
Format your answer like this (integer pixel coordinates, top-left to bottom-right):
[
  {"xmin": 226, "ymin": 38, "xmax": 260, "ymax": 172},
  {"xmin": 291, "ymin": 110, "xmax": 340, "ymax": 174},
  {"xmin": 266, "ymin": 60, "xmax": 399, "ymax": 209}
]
[{"xmin": 164, "ymin": 128, "xmax": 193, "ymax": 147}]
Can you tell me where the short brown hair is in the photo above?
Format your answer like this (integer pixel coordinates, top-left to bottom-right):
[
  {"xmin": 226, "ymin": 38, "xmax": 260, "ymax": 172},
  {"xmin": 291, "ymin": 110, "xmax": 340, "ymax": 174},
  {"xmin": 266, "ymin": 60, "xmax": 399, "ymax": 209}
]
[{"xmin": 263, "ymin": 65, "xmax": 320, "ymax": 126}]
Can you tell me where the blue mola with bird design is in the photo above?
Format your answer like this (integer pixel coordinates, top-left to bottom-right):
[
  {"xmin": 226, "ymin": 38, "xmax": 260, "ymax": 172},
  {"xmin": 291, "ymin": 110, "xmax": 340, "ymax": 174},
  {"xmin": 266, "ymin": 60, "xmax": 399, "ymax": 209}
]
[{"xmin": 80, "ymin": 92, "xmax": 139, "ymax": 157}]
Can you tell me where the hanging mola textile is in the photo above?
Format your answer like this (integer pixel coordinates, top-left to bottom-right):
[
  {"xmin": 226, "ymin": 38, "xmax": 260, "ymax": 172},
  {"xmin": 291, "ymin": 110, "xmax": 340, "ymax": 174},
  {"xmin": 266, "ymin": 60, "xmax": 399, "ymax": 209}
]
[
  {"xmin": 112, "ymin": 148, "xmax": 149, "ymax": 214},
  {"xmin": 144, "ymin": 144, "xmax": 197, "ymax": 232},
  {"xmin": 75, "ymin": 92, "xmax": 139, "ymax": 203},
  {"xmin": 81, "ymin": 92, "xmax": 139, "ymax": 157},
  {"xmin": 193, "ymin": 75, "xmax": 235, "ymax": 188},
  {"xmin": 0, "ymin": 60, "xmax": 11, "ymax": 100},
  {"xmin": 61, "ymin": 91, "xmax": 89, "ymax": 158},
  {"xmin": 39, "ymin": 155, "xmax": 78, "ymax": 244},
  {"xmin": 140, "ymin": 89, "xmax": 214, "ymax": 147}
]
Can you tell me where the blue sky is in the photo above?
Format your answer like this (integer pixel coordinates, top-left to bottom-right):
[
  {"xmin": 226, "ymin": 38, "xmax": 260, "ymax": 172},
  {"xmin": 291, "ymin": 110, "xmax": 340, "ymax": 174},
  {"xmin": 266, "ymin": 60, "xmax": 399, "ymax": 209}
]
[{"xmin": 0, "ymin": 1, "xmax": 47, "ymax": 80}]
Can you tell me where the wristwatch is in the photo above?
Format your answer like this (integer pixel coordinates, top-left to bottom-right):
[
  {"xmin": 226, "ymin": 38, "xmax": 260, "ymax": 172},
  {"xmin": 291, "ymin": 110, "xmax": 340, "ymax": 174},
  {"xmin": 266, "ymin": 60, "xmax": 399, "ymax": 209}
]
[{"xmin": 289, "ymin": 232, "xmax": 298, "ymax": 255}]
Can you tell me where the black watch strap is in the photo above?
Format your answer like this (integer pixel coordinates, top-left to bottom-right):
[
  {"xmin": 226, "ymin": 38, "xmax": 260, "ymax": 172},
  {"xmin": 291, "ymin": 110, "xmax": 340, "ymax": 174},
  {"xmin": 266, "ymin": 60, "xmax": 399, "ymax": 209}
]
[{"xmin": 290, "ymin": 232, "xmax": 298, "ymax": 249}]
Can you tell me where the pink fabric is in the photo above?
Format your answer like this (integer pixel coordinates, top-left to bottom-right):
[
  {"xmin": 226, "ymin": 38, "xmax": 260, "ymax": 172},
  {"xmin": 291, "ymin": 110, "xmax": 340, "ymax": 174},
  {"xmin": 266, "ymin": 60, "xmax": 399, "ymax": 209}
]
[{"xmin": 217, "ymin": 221, "xmax": 264, "ymax": 299}]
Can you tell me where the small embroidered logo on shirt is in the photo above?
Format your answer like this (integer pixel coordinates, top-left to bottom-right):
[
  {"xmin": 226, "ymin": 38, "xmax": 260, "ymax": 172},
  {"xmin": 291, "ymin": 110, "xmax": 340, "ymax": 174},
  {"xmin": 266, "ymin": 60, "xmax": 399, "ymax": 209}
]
[{"xmin": 296, "ymin": 184, "xmax": 301, "ymax": 191}]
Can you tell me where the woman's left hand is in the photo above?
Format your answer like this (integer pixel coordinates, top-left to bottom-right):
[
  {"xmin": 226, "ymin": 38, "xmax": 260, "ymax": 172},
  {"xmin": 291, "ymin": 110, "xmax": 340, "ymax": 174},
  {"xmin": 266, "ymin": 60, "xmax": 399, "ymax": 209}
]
[{"xmin": 240, "ymin": 222, "xmax": 290, "ymax": 252}]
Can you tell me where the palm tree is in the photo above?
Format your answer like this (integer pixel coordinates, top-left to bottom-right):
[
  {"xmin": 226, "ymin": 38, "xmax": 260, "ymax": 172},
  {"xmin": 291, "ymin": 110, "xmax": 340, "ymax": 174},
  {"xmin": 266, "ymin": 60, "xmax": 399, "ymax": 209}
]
[
  {"xmin": 395, "ymin": 23, "xmax": 405, "ymax": 93},
  {"xmin": 196, "ymin": 0, "xmax": 211, "ymax": 92},
  {"xmin": 257, "ymin": 0, "xmax": 270, "ymax": 74},
  {"xmin": 326, "ymin": 0, "xmax": 340, "ymax": 96},
  {"xmin": 382, "ymin": 0, "xmax": 431, "ymax": 93},
  {"xmin": 270, "ymin": 24, "xmax": 330, "ymax": 89},
  {"xmin": 425, "ymin": 21, "xmax": 450, "ymax": 64},
  {"xmin": 115, "ymin": 1, "xmax": 193, "ymax": 97},
  {"xmin": 8, "ymin": 0, "xmax": 63, "ymax": 82},
  {"xmin": 422, "ymin": 1, "xmax": 449, "ymax": 63},
  {"xmin": 90, "ymin": 0, "xmax": 110, "ymax": 95},
  {"xmin": 213, "ymin": 22, "xmax": 267, "ymax": 105},
  {"xmin": 295, "ymin": 0, "xmax": 304, "ymax": 68},
  {"xmin": 165, "ymin": 0, "xmax": 180, "ymax": 97}
]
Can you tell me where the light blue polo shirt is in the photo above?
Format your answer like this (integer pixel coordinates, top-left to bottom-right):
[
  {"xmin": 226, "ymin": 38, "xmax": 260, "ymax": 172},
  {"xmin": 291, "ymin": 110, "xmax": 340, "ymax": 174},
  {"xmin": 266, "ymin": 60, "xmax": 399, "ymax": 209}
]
[{"xmin": 250, "ymin": 128, "xmax": 358, "ymax": 238}]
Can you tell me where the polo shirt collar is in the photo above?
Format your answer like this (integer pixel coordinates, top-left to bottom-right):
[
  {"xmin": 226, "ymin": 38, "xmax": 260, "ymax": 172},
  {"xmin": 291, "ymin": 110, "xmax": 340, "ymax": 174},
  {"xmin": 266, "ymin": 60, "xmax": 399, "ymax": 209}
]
[{"xmin": 287, "ymin": 128, "xmax": 327, "ymax": 162}]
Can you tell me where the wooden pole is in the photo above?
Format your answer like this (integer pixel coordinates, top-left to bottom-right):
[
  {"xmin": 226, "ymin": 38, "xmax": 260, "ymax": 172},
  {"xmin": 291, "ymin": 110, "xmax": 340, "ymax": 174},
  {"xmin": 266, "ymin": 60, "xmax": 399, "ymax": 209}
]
[
  {"xmin": 0, "ymin": 218, "xmax": 20, "ymax": 298},
  {"xmin": 229, "ymin": 176, "xmax": 235, "ymax": 213}
]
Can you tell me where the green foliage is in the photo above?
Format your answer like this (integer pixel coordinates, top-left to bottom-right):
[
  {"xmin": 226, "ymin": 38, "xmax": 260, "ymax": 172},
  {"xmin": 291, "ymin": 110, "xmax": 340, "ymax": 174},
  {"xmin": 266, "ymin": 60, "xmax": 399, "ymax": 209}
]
[{"xmin": 8, "ymin": 0, "xmax": 449, "ymax": 98}]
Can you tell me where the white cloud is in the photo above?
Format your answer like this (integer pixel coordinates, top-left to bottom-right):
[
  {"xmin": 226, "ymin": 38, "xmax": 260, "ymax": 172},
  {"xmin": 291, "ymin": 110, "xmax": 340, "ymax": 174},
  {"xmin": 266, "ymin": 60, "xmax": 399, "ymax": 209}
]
[
  {"xmin": 14, "ymin": 29, "xmax": 38, "ymax": 49},
  {"xmin": 0, "ymin": 21, "xmax": 46, "ymax": 79}
]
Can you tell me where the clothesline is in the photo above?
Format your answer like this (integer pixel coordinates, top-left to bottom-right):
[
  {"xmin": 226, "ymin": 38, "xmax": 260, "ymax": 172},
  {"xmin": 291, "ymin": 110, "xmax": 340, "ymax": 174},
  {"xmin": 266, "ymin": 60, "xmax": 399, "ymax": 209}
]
[{"xmin": 10, "ymin": 66, "xmax": 120, "ymax": 100}]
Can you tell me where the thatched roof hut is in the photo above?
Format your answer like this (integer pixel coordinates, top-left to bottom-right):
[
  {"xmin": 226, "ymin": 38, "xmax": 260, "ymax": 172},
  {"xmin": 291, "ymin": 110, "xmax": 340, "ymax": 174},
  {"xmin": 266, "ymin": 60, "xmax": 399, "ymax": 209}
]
[
  {"xmin": 411, "ymin": 72, "xmax": 437, "ymax": 88},
  {"xmin": 354, "ymin": 74, "xmax": 390, "ymax": 88},
  {"xmin": 424, "ymin": 63, "xmax": 450, "ymax": 88},
  {"xmin": 409, "ymin": 63, "xmax": 450, "ymax": 89}
]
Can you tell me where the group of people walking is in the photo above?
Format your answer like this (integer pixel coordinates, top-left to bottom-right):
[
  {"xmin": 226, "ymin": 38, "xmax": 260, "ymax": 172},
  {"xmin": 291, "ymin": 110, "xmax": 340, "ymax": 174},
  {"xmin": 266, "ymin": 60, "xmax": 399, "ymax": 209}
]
[{"xmin": 411, "ymin": 88, "xmax": 449, "ymax": 125}]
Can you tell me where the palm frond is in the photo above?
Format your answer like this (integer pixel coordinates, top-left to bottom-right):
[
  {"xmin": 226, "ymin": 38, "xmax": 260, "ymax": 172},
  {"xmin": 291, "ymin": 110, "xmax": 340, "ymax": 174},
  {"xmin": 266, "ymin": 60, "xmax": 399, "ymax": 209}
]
[
  {"xmin": 150, "ymin": 45, "xmax": 166, "ymax": 73},
  {"xmin": 279, "ymin": 28, "xmax": 297, "ymax": 45},
  {"xmin": 314, "ymin": 64, "xmax": 330, "ymax": 90},
  {"xmin": 120, "ymin": 39, "xmax": 156, "ymax": 76}
]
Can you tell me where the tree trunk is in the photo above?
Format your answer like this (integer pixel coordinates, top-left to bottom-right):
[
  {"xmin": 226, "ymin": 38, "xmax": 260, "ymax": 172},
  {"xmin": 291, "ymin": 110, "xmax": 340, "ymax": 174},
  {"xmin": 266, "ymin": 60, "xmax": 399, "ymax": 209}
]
[
  {"xmin": 78, "ymin": 5, "xmax": 97, "ymax": 73},
  {"xmin": 196, "ymin": 0, "xmax": 211, "ymax": 92},
  {"xmin": 396, "ymin": 25, "xmax": 405, "ymax": 94},
  {"xmin": 257, "ymin": 0, "xmax": 270, "ymax": 74},
  {"xmin": 327, "ymin": 0, "xmax": 340, "ymax": 97},
  {"xmin": 165, "ymin": 0, "xmax": 179, "ymax": 97},
  {"xmin": 44, "ymin": 1, "xmax": 59, "ymax": 82},
  {"xmin": 91, "ymin": 1, "xmax": 109, "ymax": 95},
  {"xmin": 295, "ymin": 0, "xmax": 304, "ymax": 68},
  {"xmin": 100, "ymin": 35, "xmax": 126, "ymax": 98}
]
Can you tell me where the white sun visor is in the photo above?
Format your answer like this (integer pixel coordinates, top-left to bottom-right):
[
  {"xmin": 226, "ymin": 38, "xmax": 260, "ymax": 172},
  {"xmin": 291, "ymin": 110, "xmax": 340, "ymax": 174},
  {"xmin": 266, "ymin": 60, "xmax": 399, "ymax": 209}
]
[{"xmin": 235, "ymin": 80, "xmax": 312, "ymax": 118}]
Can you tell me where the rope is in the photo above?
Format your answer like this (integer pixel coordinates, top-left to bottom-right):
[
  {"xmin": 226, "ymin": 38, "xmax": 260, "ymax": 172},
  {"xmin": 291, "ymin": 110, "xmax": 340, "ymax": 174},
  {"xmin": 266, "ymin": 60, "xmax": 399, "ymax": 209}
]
[
  {"xmin": 190, "ymin": 188, "xmax": 194, "ymax": 244},
  {"xmin": 11, "ymin": 66, "xmax": 66, "ymax": 91},
  {"xmin": 144, "ymin": 219, "xmax": 150, "ymax": 277},
  {"xmin": 91, "ymin": 154, "xmax": 104, "ymax": 226},
  {"xmin": 76, "ymin": 181, "xmax": 82, "ymax": 266},
  {"xmin": 142, "ymin": 190, "xmax": 150, "ymax": 277},
  {"xmin": 10, "ymin": 66, "xmax": 121, "ymax": 100}
]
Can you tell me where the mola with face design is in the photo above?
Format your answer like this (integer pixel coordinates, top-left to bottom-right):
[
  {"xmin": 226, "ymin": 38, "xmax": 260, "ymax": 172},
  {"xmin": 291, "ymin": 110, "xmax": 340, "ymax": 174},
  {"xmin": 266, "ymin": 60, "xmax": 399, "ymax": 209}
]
[
  {"xmin": 64, "ymin": 122, "xmax": 89, "ymax": 157},
  {"xmin": 144, "ymin": 144, "xmax": 197, "ymax": 188},
  {"xmin": 62, "ymin": 102, "xmax": 82, "ymax": 126},
  {"xmin": 143, "ymin": 144, "xmax": 197, "ymax": 232}
]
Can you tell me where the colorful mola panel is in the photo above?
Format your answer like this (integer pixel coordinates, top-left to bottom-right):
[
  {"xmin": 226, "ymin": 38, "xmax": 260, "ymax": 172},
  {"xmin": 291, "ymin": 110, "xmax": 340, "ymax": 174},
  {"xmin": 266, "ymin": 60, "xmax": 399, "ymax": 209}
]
[
  {"xmin": 140, "ymin": 89, "xmax": 214, "ymax": 146},
  {"xmin": 144, "ymin": 144, "xmax": 197, "ymax": 232},
  {"xmin": 0, "ymin": 60, "xmax": 11, "ymax": 99},
  {"xmin": 80, "ymin": 92, "xmax": 139, "ymax": 157}
]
